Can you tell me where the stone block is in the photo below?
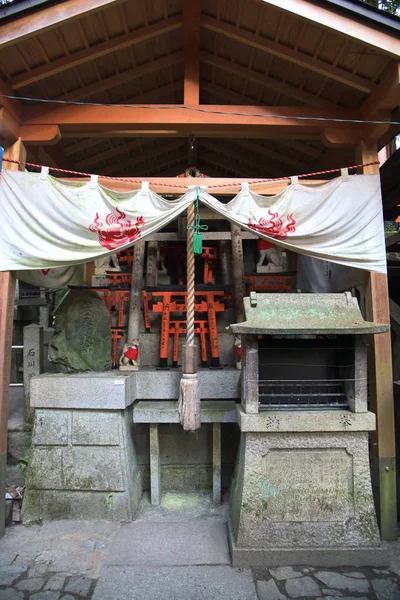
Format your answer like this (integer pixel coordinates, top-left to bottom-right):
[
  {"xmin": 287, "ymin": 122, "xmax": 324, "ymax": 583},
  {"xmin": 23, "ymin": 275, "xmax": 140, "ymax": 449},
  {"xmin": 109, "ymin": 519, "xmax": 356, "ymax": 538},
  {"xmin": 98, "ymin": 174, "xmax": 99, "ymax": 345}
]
[
  {"xmin": 230, "ymin": 430, "xmax": 381, "ymax": 562},
  {"xmin": 134, "ymin": 369, "xmax": 240, "ymax": 400},
  {"xmin": 28, "ymin": 448, "xmax": 63, "ymax": 489},
  {"xmin": 33, "ymin": 410, "xmax": 69, "ymax": 446},
  {"xmin": 72, "ymin": 412, "xmax": 119, "ymax": 446},
  {"xmin": 39, "ymin": 491, "xmax": 130, "ymax": 521},
  {"xmin": 30, "ymin": 372, "xmax": 134, "ymax": 410},
  {"xmin": 62, "ymin": 447, "xmax": 125, "ymax": 491}
]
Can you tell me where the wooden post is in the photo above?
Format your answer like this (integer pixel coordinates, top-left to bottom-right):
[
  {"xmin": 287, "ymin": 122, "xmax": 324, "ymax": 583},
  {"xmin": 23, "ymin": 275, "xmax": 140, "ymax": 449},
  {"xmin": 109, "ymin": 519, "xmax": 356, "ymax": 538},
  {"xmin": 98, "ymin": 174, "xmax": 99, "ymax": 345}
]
[
  {"xmin": 146, "ymin": 241, "xmax": 158, "ymax": 287},
  {"xmin": 0, "ymin": 139, "xmax": 25, "ymax": 537},
  {"xmin": 219, "ymin": 240, "xmax": 232, "ymax": 285},
  {"xmin": 358, "ymin": 142, "xmax": 397, "ymax": 541},
  {"xmin": 85, "ymin": 261, "xmax": 95, "ymax": 286},
  {"xmin": 183, "ymin": 0, "xmax": 200, "ymax": 105},
  {"xmin": 231, "ymin": 224, "xmax": 246, "ymax": 323},
  {"xmin": 127, "ymin": 241, "xmax": 145, "ymax": 347}
]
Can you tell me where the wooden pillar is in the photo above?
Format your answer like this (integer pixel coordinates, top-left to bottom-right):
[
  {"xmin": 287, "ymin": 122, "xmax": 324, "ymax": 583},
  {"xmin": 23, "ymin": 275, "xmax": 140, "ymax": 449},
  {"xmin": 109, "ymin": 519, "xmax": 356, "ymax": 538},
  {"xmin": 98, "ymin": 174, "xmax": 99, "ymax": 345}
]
[
  {"xmin": 127, "ymin": 241, "xmax": 145, "ymax": 346},
  {"xmin": 231, "ymin": 224, "xmax": 246, "ymax": 323},
  {"xmin": 219, "ymin": 240, "xmax": 232, "ymax": 285},
  {"xmin": 358, "ymin": 142, "xmax": 397, "ymax": 541},
  {"xmin": 146, "ymin": 241, "xmax": 158, "ymax": 287},
  {"xmin": 183, "ymin": 0, "xmax": 200, "ymax": 105},
  {"xmin": 0, "ymin": 139, "xmax": 25, "ymax": 537}
]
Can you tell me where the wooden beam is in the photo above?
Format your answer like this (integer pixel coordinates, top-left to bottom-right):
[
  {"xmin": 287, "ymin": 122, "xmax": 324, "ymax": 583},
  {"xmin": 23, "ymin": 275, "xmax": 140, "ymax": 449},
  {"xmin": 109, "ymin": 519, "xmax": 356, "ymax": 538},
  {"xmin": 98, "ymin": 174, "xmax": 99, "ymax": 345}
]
[
  {"xmin": 184, "ymin": 0, "xmax": 200, "ymax": 105},
  {"xmin": 258, "ymin": 0, "xmax": 400, "ymax": 58},
  {"xmin": 0, "ymin": 108, "xmax": 20, "ymax": 140},
  {"xmin": 0, "ymin": 138, "xmax": 25, "ymax": 538},
  {"xmin": 9, "ymin": 17, "xmax": 183, "ymax": 90},
  {"xmin": 201, "ymin": 52, "xmax": 336, "ymax": 109},
  {"xmin": 75, "ymin": 138, "xmax": 143, "ymax": 170},
  {"xmin": 54, "ymin": 175, "xmax": 327, "ymax": 194},
  {"xmin": 201, "ymin": 140, "xmax": 286, "ymax": 176},
  {"xmin": 202, "ymin": 81, "xmax": 259, "ymax": 106},
  {"xmin": 20, "ymin": 125, "xmax": 61, "ymax": 145},
  {"xmin": 22, "ymin": 105, "xmax": 359, "ymax": 139},
  {"xmin": 202, "ymin": 15, "xmax": 373, "ymax": 94},
  {"xmin": 56, "ymin": 52, "xmax": 183, "ymax": 102},
  {"xmin": 359, "ymin": 142, "xmax": 397, "ymax": 542},
  {"xmin": 102, "ymin": 140, "xmax": 184, "ymax": 175},
  {"xmin": 232, "ymin": 138, "xmax": 309, "ymax": 170},
  {"xmin": 0, "ymin": 0, "xmax": 127, "ymax": 50},
  {"xmin": 0, "ymin": 79, "xmax": 22, "ymax": 123},
  {"xmin": 362, "ymin": 62, "xmax": 400, "ymax": 119}
]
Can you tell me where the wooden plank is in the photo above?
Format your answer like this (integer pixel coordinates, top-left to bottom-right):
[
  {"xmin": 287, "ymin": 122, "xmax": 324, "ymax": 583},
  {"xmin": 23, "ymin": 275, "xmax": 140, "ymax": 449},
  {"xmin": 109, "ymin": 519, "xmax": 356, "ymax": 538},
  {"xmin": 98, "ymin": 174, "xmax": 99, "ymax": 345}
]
[
  {"xmin": 230, "ymin": 138, "xmax": 308, "ymax": 170},
  {"xmin": 361, "ymin": 62, "xmax": 400, "ymax": 118},
  {"xmin": 201, "ymin": 52, "xmax": 337, "ymax": 109},
  {"xmin": 0, "ymin": 108, "xmax": 20, "ymax": 141},
  {"xmin": 19, "ymin": 125, "xmax": 61, "ymax": 145},
  {"xmin": 231, "ymin": 223, "xmax": 246, "ymax": 323},
  {"xmin": 53, "ymin": 177, "xmax": 327, "ymax": 195},
  {"xmin": 202, "ymin": 15, "xmax": 373, "ymax": 94},
  {"xmin": 0, "ymin": 139, "xmax": 25, "ymax": 538},
  {"xmin": 23, "ymin": 105, "xmax": 358, "ymax": 136},
  {"xmin": 257, "ymin": 0, "xmax": 400, "ymax": 58},
  {"xmin": 360, "ymin": 142, "xmax": 397, "ymax": 542},
  {"xmin": 56, "ymin": 53, "xmax": 184, "ymax": 102},
  {"xmin": 0, "ymin": 0, "xmax": 127, "ymax": 50},
  {"xmin": 10, "ymin": 17, "xmax": 183, "ymax": 89},
  {"xmin": 184, "ymin": 0, "xmax": 200, "ymax": 105}
]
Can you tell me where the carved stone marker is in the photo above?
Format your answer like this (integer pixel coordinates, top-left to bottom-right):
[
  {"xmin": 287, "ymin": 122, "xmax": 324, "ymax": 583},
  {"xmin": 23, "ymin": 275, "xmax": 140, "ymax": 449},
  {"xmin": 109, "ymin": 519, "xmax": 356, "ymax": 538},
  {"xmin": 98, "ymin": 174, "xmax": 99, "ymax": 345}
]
[{"xmin": 49, "ymin": 289, "xmax": 111, "ymax": 373}]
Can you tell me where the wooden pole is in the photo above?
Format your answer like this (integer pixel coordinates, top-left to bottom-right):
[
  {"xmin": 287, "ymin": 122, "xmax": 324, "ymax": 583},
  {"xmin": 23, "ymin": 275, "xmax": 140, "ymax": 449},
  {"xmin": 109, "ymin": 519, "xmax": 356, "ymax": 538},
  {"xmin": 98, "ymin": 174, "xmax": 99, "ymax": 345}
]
[
  {"xmin": 231, "ymin": 224, "xmax": 246, "ymax": 323},
  {"xmin": 127, "ymin": 241, "xmax": 145, "ymax": 348},
  {"xmin": 219, "ymin": 240, "xmax": 232, "ymax": 285},
  {"xmin": 0, "ymin": 139, "xmax": 25, "ymax": 537},
  {"xmin": 146, "ymin": 241, "xmax": 158, "ymax": 287},
  {"xmin": 358, "ymin": 141, "xmax": 397, "ymax": 541}
]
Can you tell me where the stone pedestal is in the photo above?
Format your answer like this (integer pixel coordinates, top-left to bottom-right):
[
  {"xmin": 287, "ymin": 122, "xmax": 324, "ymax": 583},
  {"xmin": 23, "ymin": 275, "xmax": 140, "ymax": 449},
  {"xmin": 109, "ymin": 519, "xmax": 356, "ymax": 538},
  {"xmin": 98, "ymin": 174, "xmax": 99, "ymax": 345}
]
[
  {"xmin": 229, "ymin": 408, "xmax": 385, "ymax": 567},
  {"xmin": 23, "ymin": 372, "xmax": 142, "ymax": 523}
]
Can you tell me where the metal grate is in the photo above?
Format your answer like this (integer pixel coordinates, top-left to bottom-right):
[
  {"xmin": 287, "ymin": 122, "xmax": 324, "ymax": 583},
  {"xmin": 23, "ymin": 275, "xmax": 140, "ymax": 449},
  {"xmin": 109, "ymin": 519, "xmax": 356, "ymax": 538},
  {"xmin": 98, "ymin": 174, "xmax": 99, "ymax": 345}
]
[{"xmin": 258, "ymin": 379, "xmax": 348, "ymax": 410}]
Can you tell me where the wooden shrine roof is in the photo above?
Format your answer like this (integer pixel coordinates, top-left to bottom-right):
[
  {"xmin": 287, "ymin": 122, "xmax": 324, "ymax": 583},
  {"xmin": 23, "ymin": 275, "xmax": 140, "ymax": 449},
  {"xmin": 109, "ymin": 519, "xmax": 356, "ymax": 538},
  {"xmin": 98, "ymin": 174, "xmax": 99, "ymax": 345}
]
[{"xmin": 0, "ymin": 0, "xmax": 399, "ymax": 179}]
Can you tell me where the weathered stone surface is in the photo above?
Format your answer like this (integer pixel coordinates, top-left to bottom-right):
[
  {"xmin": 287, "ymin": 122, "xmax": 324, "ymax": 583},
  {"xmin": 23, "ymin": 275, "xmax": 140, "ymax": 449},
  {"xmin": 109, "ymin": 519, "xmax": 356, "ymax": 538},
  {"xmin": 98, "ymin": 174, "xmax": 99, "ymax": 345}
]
[
  {"xmin": 62, "ymin": 447, "xmax": 125, "ymax": 491},
  {"xmin": 29, "ymin": 593, "xmax": 60, "ymax": 600},
  {"xmin": 373, "ymin": 569, "xmax": 390, "ymax": 575},
  {"xmin": 44, "ymin": 575, "xmax": 66, "ymax": 591},
  {"xmin": 28, "ymin": 565, "xmax": 49, "ymax": 578},
  {"xmin": 28, "ymin": 448, "xmax": 63, "ymax": 489},
  {"xmin": 72, "ymin": 412, "xmax": 119, "ymax": 446},
  {"xmin": 106, "ymin": 521, "xmax": 230, "ymax": 567},
  {"xmin": 59, "ymin": 596, "xmax": 75, "ymax": 600},
  {"xmin": 269, "ymin": 567, "xmax": 302, "ymax": 580},
  {"xmin": 0, "ymin": 565, "xmax": 26, "ymax": 585},
  {"xmin": 285, "ymin": 576, "xmax": 321, "ymax": 598},
  {"xmin": 257, "ymin": 579, "xmax": 287, "ymax": 600},
  {"xmin": 0, "ymin": 589, "xmax": 24, "ymax": 600},
  {"xmin": 230, "ymin": 431, "xmax": 381, "ymax": 552},
  {"xmin": 31, "ymin": 373, "xmax": 133, "ymax": 410},
  {"xmin": 16, "ymin": 577, "xmax": 45, "ymax": 591},
  {"xmin": 92, "ymin": 566, "xmax": 257, "ymax": 600},
  {"xmin": 33, "ymin": 411, "xmax": 68, "ymax": 446},
  {"xmin": 322, "ymin": 590, "xmax": 343, "ymax": 597},
  {"xmin": 48, "ymin": 289, "xmax": 111, "ymax": 373},
  {"xmin": 371, "ymin": 578, "xmax": 400, "ymax": 599},
  {"xmin": 315, "ymin": 572, "xmax": 369, "ymax": 592},
  {"xmin": 345, "ymin": 571, "xmax": 366, "ymax": 578},
  {"xmin": 315, "ymin": 571, "xmax": 369, "ymax": 594},
  {"xmin": 64, "ymin": 576, "xmax": 93, "ymax": 596}
]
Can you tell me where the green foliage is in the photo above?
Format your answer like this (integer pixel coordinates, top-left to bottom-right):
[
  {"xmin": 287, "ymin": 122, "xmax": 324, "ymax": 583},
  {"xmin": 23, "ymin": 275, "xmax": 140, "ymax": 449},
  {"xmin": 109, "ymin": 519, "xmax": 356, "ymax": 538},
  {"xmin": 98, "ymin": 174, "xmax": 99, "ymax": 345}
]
[
  {"xmin": 18, "ymin": 455, "xmax": 30, "ymax": 473},
  {"xmin": 361, "ymin": 0, "xmax": 400, "ymax": 14}
]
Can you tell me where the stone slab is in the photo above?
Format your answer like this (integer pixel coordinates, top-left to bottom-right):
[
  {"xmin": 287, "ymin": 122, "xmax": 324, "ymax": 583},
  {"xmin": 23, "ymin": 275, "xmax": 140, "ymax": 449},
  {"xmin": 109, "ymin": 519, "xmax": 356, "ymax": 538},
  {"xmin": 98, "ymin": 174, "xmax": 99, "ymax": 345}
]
[
  {"xmin": 237, "ymin": 407, "xmax": 376, "ymax": 433},
  {"xmin": 133, "ymin": 400, "xmax": 237, "ymax": 423},
  {"xmin": 33, "ymin": 410, "xmax": 69, "ymax": 446},
  {"xmin": 30, "ymin": 372, "xmax": 134, "ymax": 409},
  {"xmin": 134, "ymin": 368, "xmax": 240, "ymax": 400},
  {"xmin": 92, "ymin": 566, "xmax": 257, "ymax": 600},
  {"xmin": 106, "ymin": 521, "xmax": 230, "ymax": 566}
]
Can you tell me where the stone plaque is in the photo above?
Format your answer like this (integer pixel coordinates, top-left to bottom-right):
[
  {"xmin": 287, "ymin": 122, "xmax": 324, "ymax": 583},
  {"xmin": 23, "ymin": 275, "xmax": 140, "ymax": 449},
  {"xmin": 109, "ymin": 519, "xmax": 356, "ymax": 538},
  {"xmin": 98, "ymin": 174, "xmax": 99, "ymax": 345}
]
[{"xmin": 262, "ymin": 448, "xmax": 354, "ymax": 522}]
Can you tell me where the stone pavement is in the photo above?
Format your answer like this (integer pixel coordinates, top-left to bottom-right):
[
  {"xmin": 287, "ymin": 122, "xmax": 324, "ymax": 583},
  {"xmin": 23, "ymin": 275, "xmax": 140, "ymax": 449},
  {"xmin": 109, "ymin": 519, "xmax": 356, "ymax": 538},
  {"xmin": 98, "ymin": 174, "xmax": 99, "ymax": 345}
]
[{"xmin": 0, "ymin": 493, "xmax": 400, "ymax": 600}]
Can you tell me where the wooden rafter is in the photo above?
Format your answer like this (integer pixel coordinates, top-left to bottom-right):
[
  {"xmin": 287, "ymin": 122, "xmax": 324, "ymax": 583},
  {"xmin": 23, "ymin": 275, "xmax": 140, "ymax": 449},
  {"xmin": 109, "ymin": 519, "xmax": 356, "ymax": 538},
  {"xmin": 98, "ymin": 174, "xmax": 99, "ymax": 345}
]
[
  {"xmin": 9, "ymin": 17, "xmax": 183, "ymax": 90},
  {"xmin": 201, "ymin": 52, "xmax": 337, "ymax": 109},
  {"xmin": 202, "ymin": 81, "xmax": 258, "ymax": 106},
  {"xmin": 56, "ymin": 52, "xmax": 183, "ymax": 102},
  {"xmin": 232, "ymin": 138, "xmax": 309, "ymax": 170},
  {"xmin": 75, "ymin": 138, "xmax": 144, "ymax": 170},
  {"xmin": 0, "ymin": 0, "xmax": 127, "ymax": 50},
  {"xmin": 258, "ymin": 0, "xmax": 400, "ymax": 58},
  {"xmin": 361, "ymin": 61, "xmax": 400, "ymax": 118},
  {"xmin": 201, "ymin": 139, "xmax": 287, "ymax": 176},
  {"xmin": 184, "ymin": 0, "xmax": 200, "ymax": 105},
  {"xmin": 202, "ymin": 15, "xmax": 373, "ymax": 94},
  {"xmin": 103, "ymin": 140, "xmax": 184, "ymax": 175}
]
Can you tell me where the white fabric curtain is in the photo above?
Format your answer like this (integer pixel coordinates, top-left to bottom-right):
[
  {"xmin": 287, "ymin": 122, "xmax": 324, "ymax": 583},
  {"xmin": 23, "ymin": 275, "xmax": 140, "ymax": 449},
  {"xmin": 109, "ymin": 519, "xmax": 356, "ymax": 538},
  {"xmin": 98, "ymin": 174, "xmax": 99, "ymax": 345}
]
[{"xmin": 0, "ymin": 170, "xmax": 386, "ymax": 281}]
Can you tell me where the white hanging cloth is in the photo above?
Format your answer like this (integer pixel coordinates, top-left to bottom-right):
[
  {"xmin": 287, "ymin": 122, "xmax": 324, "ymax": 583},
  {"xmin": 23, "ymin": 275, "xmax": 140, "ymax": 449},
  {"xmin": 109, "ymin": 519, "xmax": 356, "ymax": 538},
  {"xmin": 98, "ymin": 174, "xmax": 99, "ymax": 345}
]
[{"xmin": 0, "ymin": 169, "xmax": 386, "ymax": 279}]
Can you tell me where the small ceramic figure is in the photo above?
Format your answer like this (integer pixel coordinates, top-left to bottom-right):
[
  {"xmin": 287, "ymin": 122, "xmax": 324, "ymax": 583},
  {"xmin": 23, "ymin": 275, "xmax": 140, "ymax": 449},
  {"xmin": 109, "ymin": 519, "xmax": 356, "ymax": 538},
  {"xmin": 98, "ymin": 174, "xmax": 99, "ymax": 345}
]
[
  {"xmin": 94, "ymin": 253, "xmax": 121, "ymax": 274},
  {"xmin": 119, "ymin": 339, "xmax": 140, "ymax": 371},
  {"xmin": 256, "ymin": 239, "xmax": 282, "ymax": 272},
  {"xmin": 234, "ymin": 335, "xmax": 242, "ymax": 370}
]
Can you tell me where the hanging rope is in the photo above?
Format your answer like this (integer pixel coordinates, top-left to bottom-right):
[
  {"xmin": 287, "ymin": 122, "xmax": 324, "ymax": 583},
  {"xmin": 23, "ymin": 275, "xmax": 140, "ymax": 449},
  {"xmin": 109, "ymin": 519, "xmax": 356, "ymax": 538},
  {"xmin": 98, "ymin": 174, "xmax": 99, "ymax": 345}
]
[{"xmin": 178, "ymin": 196, "xmax": 201, "ymax": 431}]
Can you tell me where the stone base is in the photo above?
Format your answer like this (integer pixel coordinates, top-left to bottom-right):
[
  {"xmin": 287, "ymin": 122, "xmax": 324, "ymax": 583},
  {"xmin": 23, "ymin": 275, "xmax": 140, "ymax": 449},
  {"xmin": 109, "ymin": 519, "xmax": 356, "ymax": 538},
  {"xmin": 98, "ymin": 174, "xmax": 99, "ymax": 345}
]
[
  {"xmin": 23, "ymin": 406, "xmax": 142, "ymax": 523},
  {"xmin": 230, "ymin": 429, "xmax": 382, "ymax": 564},
  {"xmin": 228, "ymin": 521, "xmax": 388, "ymax": 567}
]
